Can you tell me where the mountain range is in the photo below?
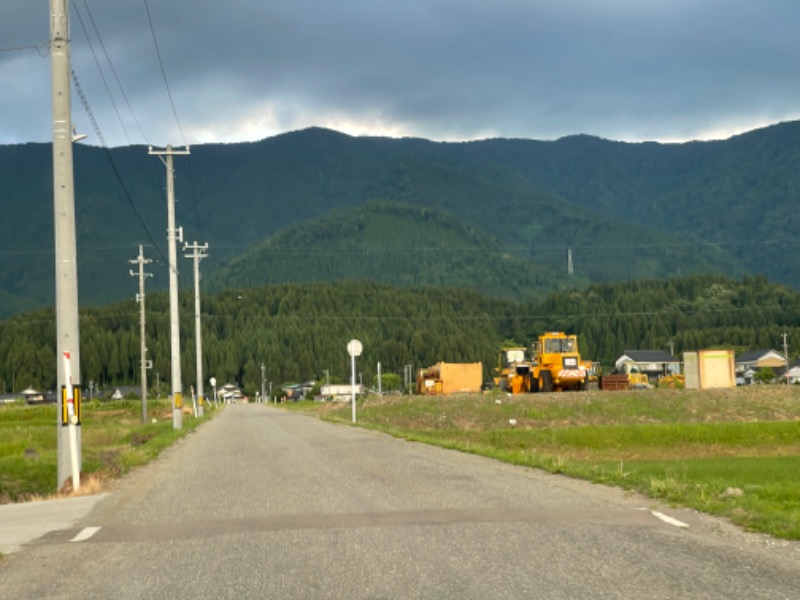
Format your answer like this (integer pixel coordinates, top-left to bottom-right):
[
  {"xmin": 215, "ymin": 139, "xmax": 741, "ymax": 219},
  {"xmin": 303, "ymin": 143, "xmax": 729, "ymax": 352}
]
[{"xmin": 1, "ymin": 120, "xmax": 799, "ymax": 319}]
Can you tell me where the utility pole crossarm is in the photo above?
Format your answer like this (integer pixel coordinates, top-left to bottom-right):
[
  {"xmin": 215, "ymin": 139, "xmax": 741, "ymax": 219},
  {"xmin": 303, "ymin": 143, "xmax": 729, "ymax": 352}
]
[{"xmin": 148, "ymin": 145, "xmax": 191, "ymax": 156}]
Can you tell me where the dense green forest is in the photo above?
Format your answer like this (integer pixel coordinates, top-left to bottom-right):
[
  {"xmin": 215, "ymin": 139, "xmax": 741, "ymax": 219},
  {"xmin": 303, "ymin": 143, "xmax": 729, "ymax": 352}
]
[
  {"xmin": 2, "ymin": 275, "xmax": 798, "ymax": 396},
  {"xmin": 2, "ymin": 120, "xmax": 799, "ymax": 318},
  {"xmin": 206, "ymin": 200, "xmax": 588, "ymax": 302}
]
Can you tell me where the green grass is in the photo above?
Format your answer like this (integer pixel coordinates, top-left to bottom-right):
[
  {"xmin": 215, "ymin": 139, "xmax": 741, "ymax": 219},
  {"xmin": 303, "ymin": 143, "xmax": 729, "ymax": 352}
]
[
  {"xmin": 0, "ymin": 399, "xmax": 216, "ymax": 502},
  {"xmin": 301, "ymin": 386, "xmax": 800, "ymax": 540}
]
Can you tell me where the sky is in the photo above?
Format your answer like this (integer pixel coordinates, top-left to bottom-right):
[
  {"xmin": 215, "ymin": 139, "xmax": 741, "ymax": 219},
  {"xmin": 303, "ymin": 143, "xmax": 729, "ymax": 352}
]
[{"xmin": 1, "ymin": 0, "xmax": 799, "ymax": 148}]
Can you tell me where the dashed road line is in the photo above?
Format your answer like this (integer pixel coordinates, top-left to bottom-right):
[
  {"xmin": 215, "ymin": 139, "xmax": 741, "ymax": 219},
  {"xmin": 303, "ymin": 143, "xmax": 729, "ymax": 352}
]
[
  {"xmin": 71, "ymin": 527, "xmax": 101, "ymax": 543},
  {"xmin": 638, "ymin": 508, "xmax": 689, "ymax": 528}
]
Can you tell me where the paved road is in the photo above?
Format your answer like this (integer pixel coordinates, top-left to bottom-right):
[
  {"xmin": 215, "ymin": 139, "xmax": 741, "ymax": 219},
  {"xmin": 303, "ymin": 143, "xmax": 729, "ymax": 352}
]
[{"xmin": 1, "ymin": 403, "xmax": 798, "ymax": 599}]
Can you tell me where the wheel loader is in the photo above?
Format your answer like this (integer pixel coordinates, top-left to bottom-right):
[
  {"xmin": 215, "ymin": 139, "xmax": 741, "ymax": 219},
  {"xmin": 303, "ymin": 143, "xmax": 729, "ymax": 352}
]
[{"xmin": 530, "ymin": 332, "xmax": 587, "ymax": 392}]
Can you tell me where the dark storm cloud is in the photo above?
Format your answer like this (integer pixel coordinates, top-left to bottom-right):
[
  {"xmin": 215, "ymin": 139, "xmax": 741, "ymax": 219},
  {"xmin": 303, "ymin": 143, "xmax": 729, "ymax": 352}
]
[{"xmin": 2, "ymin": 0, "xmax": 799, "ymax": 146}]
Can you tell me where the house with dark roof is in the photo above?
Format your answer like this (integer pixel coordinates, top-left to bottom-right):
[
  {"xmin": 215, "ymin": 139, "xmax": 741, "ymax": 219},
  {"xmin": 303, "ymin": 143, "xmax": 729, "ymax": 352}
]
[
  {"xmin": 783, "ymin": 360, "xmax": 800, "ymax": 385},
  {"xmin": 735, "ymin": 349, "xmax": 787, "ymax": 385},
  {"xmin": 614, "ymin": 350, "xmax": 681, "ymax": 383}
]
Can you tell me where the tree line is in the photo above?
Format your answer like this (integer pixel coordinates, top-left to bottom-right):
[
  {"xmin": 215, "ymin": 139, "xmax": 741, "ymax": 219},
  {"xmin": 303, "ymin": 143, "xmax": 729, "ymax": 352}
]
[{"xmin": 2, "ymin": 274, "xmax": 799, "ymax": 396}]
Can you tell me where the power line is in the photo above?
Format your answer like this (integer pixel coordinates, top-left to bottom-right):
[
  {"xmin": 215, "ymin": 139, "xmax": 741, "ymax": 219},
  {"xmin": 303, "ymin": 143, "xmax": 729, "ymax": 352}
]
[
  {"xmin": 142, "ymin": 0, "xmax": 186, "ymax": 145},
  {"xmin": 81, "ymin": 0, "xmax": 151, "ymax": 145},
  {"xmin": 69, "ymin": 66, "xmax": 168, "ymax": 264},
  {"xmin": 0, "ymin": 43, "xmax": 49, "ymax": 56},
  {"xmin": 71, "ymin": 1, "xmax": 131, "ymax": 145},
  {"xmin": 141, "ymin": 0, "xmax": 202, "ymax": 227}
]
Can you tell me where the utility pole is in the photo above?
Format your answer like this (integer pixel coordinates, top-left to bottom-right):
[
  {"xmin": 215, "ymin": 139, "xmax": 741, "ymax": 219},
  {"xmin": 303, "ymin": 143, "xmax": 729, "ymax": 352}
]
[
  {"xmin": 130, "ymin": 245, "xmax": 153, "ymax": 423},
  {"xmin": 782, "ymin": 332, "xmax": 789, "ymax": 363},
  {"xmin": 184, "ymin": 241, "xmax": 208, "ymax": 416},
  {"xmin": 51, "ymin": 0, "xmax": 83, "ymax": 490},
  {"xmin": 260, "ymin": 363, "xmax": 266, "ymax": 404},
  {"xmin": 149, "ymin": 144, "xmax": 190, "ymax": 429}
]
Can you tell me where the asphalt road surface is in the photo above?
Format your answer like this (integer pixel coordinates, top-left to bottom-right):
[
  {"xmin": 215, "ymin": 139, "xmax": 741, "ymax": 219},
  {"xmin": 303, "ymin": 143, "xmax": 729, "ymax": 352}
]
[{"xmin": 2, "ymin": 403, "xmax": 798, "ymax": 599}]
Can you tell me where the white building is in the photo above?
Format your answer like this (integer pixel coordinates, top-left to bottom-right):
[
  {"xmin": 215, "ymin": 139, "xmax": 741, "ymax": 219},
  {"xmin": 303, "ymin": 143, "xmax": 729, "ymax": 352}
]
[{"xmin": 321, "ymin": 383, "xmax": 365, "ymax": 401}]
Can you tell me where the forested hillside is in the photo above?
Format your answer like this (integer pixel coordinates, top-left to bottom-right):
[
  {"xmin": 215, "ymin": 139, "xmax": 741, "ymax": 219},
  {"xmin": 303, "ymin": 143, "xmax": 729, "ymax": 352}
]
[
  {"xmin": 2, "ymin": 121, "xmax": 798, "ymax": 317},
  {"xmin": 2, "ymin": 275, "xmax": 798, "ymax": 395},
  {"xmin": 206, "ymin": 201, "xmax": 587, "ymax": 302}
]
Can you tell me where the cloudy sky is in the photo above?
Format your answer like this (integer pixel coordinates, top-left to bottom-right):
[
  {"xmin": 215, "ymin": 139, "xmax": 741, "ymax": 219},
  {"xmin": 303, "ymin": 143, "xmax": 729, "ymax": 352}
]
[{"xmin": 2, "ymin": 0, "xmax": 799, "ymax": 147}]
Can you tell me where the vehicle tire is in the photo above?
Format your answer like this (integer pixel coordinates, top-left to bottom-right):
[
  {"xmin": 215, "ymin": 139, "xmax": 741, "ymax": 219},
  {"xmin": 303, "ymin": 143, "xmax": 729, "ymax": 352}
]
[
  {"xmin": 530, "ymin": 373, "xmax": 539, "ymax": 393},
  {"xmin": 539, "ymin": 371, "xmax": 553, "ymax": 393}
]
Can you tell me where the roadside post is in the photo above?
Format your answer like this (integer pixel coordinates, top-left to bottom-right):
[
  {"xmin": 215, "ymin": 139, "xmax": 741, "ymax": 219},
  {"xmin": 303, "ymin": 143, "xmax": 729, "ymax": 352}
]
[
  {"xmin": 347, "ymin": 339, "xmax": 363, "ymax": 423},
  {"xmin": 209, "ymin": 377, "xmax": 217, "ymax": 406}
]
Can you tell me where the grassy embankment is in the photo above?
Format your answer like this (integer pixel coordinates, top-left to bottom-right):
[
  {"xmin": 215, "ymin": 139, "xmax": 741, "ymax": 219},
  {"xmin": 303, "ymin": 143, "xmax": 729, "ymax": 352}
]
[
  {"xmin": 288, "ymin": 386, "xmax": 800, "ymax": 540},
  {"xmin": 0, "ymin": 399, "xmax": 215, "ymax": 503}
]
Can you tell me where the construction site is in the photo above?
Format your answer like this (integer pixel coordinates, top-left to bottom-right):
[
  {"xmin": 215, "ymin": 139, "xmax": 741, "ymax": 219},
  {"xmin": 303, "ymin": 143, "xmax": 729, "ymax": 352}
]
[{"xmin": 415, "ymin": 332, "xmax": 737, "ymax": 396}]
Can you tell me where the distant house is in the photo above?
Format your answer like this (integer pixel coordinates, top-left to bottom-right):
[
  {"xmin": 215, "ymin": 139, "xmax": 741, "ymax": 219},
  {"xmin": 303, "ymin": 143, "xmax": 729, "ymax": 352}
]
[
  {"xmin": 218, "ymin": 384, "xmax": 245, "ymax": 403},
  {"xmin": 320, "ymin": 383, "xmax": 365, "ymax": 402},
  {"xmin": 735, "ymin": 349, "xmax": 787, "ymax": 385},
  {"xmin": 614, "ymin": 350, "xmax": 681, "ymax": 383},
  {"xmin": 282, "ymin": 381, "xmax": 317, "ymax": 401},
  {"xmin": 783, "ymin": 361, "xmax": 800, "ymax": 385},
  {"xmin": 21, "ymin": 387, "xmax": 46, "ymax": 404}
]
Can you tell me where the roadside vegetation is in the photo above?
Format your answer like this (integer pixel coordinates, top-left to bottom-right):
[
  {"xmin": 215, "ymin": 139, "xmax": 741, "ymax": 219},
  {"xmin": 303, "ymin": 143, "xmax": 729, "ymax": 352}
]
[
  {"xmin": 0, "ymin": 399, "xmax": 215, "ymax": 503},
  {"xmin": 291, "ymin": 385, "xmax": 800, "ymax": 541}
]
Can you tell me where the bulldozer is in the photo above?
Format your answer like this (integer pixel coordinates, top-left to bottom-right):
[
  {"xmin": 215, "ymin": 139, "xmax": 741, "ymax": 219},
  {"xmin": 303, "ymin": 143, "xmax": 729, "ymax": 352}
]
[{"xmin": 530, "ymin": 332, "xmax": 587, "ymax": 392}]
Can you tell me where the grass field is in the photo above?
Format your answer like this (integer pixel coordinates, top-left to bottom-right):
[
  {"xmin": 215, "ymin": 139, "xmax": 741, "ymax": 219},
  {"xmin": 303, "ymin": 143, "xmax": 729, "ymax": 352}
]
[
  {"xmin": 290, "ymin": 385, "xmax": 800, "ymax": 540},
  {"xmin": 0, "ymin": 399, "xmax": 215, "ymax": 503}
]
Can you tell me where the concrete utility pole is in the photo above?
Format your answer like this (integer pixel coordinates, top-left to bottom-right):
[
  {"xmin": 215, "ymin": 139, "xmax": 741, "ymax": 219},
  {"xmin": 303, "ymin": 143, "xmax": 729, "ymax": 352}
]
[
  {"xmin": 51, "ymin": 0, "xmax": 82, "ymax": 490},
  {"xmin": 130, "ymin": 245, "xmax": 153, "ymax": 423},
  {"xmin": 567, "ymin": 248, "xmax": 574, "ymax": 276},
  {"xmin": 260, "ymin": 363, "xmax": 266, "ymax": 404},
  {"xmin": 184, "ymin": 241, "xmax": 208, "ymax": 416},
  {"xmin": 149, "ymin": 145, "xmax": 190, "ymax": 429},
  {"xmin": 782, "ymin": 332, "xmax": 789, "ymax": 363}
]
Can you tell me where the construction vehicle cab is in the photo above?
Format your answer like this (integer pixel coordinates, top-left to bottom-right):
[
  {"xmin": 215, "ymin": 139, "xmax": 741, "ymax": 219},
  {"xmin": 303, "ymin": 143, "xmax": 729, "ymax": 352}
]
[
  {"xmin": 531, "ymin": 332, "xmax": 586, "ymax": 392},
  {"xmin": 493, "ymin": 347, "xmax": 533, "ymax": 393},
  {"xmin": 618, "ymin": 362, "xmax": 651, "ymax": 389}
]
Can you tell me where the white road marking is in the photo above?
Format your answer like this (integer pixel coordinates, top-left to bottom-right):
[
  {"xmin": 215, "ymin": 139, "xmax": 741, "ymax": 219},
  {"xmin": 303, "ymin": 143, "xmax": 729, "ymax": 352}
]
[
  {"xmin": 70, "ymin": 526, "xmax": 101, "ymax": 542},
  {"xmin": 644, "ymin": 509, "xmax": 689, "ymax": 528}
]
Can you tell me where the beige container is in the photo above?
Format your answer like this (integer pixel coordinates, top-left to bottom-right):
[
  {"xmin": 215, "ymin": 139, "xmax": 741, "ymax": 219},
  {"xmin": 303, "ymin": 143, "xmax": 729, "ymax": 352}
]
[
  {"xmin": 418, "ymin": 362, "xmax": 483, "ymax": 395},
  {"xmin": 684, "ymin": 350, "xmax": 735, "ymax": 389}
]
